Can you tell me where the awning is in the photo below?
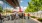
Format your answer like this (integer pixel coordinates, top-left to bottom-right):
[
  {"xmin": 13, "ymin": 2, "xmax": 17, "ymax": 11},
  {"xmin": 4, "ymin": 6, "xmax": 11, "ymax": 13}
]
[{"xmin": 6, "ymin": 0, "xmax": 20, "ymax": 8}]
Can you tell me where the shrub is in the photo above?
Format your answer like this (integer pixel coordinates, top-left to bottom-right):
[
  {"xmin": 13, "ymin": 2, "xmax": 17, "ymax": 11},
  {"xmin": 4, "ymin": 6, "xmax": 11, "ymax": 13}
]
[
  {"xmin": 37, "ymin": 18, "xmax": 42, "ymax": 22},
  {"xmin": 31, "ymin": 16, "xmax": 36, "ymax": 18}
]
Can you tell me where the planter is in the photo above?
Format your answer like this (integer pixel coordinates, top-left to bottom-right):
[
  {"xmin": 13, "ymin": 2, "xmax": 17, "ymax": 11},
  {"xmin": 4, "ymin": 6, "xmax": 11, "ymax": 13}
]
[
  {"xmin": 31, "ymin": 16, "xmax": 37, "ymax": 18},
  {"xmin": 31, "ymin": 18, "xmax": 41, "ymax": 23},
  {"xmin": 31, "ymin": 16, "xmax": 42, "ymax": 23},
  {"xmin": 37, "ymin": 18, "xmax": 42, "ymax": 22}
]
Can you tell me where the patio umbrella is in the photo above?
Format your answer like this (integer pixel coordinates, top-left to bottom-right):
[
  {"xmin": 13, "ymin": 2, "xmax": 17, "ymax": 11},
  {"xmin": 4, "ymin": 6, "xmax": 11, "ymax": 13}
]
[{"xmin": 19, "ymin": 7, "xmax": 23, "ymax": 12}]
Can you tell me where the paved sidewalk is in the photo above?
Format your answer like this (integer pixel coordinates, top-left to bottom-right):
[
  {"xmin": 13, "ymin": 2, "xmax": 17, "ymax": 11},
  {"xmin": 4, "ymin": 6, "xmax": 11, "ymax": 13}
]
[
  {"xmin": 3, "ymin": 16, "xmax": 41, "ymax": 23},
  {"xmin": 31, "ymin": 18, "xmax": 41, "ymax": 23}
]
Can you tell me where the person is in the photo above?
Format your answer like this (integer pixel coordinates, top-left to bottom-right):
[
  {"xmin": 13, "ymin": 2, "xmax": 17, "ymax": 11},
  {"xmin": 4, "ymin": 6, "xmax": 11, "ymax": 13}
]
[
  {"xmin": 18, "ymin": 13, "xmax": 22, "ymax": 19},
  {"xmin": 0, "ymin": 13, "xmax": 3, "ymax": 23},
  {"xmin": 28, "ymin": 13, "xmax": 30, "ymax": 19},
  {"xmin": 24, "ymin": 13, "xmax": 25, "ymax": 19},
  {"xmin": 15, "ymin": 12, "xmax": 19, "ymax": 20},
  {"xmin": 21, "ymin": 13, "xmax": 23, "ymax": 19},
  {"xmin": 14, "ymin": 14, "xmax": 16, "ymax": 20},
  {"xmin": 10, "ymin": 14, "xmax": 14, "ymax": 20}
]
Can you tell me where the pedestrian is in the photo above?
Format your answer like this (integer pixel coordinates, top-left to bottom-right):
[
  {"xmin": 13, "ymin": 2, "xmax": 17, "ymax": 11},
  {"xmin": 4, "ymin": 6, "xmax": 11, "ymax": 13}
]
[
  {"xmin": 28, "ymin": 13, "xmax": 30, "ymax": 19},
  {"xmin": 11, "ymin": 14, "xmax": 14, "ymax": 20},
  {"xmin": 21, "ymin": 13, "xmax": 23, "ymax": 19},
  {"xmin": 18, "ymin": 13, "xmax": 22, "ymax": 19},
  {"xmin": 0, "ymin": 13, "xmax": 3, "ymax": 23},
  {"xmin": 15, "ymin": 12, "xmax": 19, "ymax": 20},
  {"xmin": 22, "ymin": 13, "xmax": 25, "ymax": 19},
  {"xmin": 14, "ymin": 14, "xmax": 16, "ymax": 20},
  {"xmin": 24, "ymin": 13, "xmax": 25, "ymax": 19}
]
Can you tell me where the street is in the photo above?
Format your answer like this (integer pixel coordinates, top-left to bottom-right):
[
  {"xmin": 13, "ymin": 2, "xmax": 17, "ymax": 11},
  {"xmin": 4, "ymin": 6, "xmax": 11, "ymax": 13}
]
[
  {"xmin": 0, "ymin": 0, "xmax": 42, "ymax": 23},
  {"xmin": 3, "ymin": 16, "xmax": 39, "ymax": 23}
]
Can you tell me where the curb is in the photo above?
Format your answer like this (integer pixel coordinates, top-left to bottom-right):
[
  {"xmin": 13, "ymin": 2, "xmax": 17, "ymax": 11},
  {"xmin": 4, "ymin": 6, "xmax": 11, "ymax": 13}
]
[{"xmin": 31, "ymin": 18, "xmax": 41, "ymax": 23}]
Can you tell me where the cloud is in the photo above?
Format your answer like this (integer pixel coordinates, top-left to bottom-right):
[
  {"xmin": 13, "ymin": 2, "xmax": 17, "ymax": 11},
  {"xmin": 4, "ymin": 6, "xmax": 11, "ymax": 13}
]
[
  {"xmin": 4, "ymin": 7, "xmax": 14, "ymax": 10},
  {"xmin": 13, "ymin": 6, "xmax": 27, "ymax": 11},
  {"xmin": 24, "ymin": 7, "xmax": 27, "ymax": 10},
  {"xmin": 23, "ymin": 7, "xmax": 27, "ymax": 11},
  {"xmin": 20, "ymin": 0, "xmax": 23, "ymax": 3},
  {"xmin": 3, "ymin": 6, "xmax": 27, "ymax": 12},
  {"xmin": 20, "ymin": 6, "xmax": 27, "ymax": 11},
  {"xmin": 0, "ymin": 1, "xmax": 4, "ymax": 5}
]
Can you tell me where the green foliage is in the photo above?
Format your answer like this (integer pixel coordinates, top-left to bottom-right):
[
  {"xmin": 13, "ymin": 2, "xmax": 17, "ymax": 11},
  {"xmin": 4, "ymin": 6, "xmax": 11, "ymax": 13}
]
[
  {"xmin": 0, "ymin": 6, "xmax": 3, "ymax": 13},
  {"xmin": 4, "ymin": 9, "xmax": 12, "ymax": 13},
  {"xmin": 37, "ymin": 18, "xmax": 42, "ymax": 22},
  {"xmin": 25, "ymin": 0, "xmax": 42, "ymax": 13},
  {"xmin": 31, "ymin": 16, "xmax": 36, "ymax": 18}
]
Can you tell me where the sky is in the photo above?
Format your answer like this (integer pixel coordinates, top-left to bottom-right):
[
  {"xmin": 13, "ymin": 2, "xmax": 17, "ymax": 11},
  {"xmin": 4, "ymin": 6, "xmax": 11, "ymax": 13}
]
[
  {"xmin": 20, "ymin": 0, "xmax": 30, "ymax": 7},
  {"xmin": 0, "ymin": 0, "xmax": 30, "ymax": 11}
]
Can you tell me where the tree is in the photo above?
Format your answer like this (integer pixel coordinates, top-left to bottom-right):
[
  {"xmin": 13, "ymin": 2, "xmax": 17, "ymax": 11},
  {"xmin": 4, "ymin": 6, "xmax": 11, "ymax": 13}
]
[
  {"xmin": 4, "ymin": 9, "xmax": 12, "ymax": 13},
  {"xmin": 25, "ymin": 0, "xmax": 42, "ymax": 18},
  {"xmin": 0, "ymin": 6, "xmax": 3, "ymax": 13},
  {"xmin": 25, "ymin": 0, "xmax": 42, "ymax": 13}
]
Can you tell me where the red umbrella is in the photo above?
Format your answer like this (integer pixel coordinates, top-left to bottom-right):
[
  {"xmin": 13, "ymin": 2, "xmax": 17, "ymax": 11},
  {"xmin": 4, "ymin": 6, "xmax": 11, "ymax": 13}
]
[{"xmin": 19, "ymin": 7, "xmax": 23, "ymax": 12}]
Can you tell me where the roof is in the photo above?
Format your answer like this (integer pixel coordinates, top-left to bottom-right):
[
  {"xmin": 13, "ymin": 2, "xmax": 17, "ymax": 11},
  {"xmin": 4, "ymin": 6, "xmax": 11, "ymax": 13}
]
[
  {"xmin": 2, "ymin": 0, "xmax": 20, "ymax": 8},
  {"xmin": 6, "ymin": 0, "xmax": 20, "ymax": 8}
]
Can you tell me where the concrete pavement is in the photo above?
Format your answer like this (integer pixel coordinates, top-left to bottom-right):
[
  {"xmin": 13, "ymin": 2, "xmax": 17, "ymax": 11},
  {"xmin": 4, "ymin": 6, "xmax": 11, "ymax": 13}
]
[
  {"xmin": 3, "ymin": 16, "xmax": 39, "ymax": 23},
  {"xmin": 3, "ymin": 19, "xmax": 23, "ymax": 23}
]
